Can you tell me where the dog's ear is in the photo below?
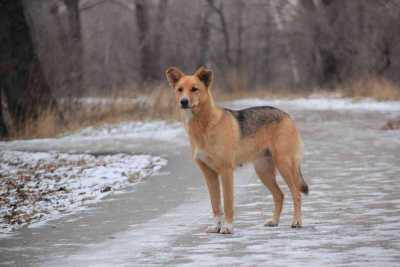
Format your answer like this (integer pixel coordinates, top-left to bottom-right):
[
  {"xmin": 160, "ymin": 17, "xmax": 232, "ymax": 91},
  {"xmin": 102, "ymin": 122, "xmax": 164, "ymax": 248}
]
[
  {"xmin": 165, "ymin": 67, "xmax": 184, "ymax": 88},
  {"xmin": 194, "ymin": 66, "xmax": 213, "ymax": 88}
]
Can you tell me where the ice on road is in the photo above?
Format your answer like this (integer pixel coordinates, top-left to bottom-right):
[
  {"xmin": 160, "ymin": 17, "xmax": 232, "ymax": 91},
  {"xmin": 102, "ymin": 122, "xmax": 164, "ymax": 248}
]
[{"xmin": 0, "ymin": 98, "xmax": 400, "ymax": 267}]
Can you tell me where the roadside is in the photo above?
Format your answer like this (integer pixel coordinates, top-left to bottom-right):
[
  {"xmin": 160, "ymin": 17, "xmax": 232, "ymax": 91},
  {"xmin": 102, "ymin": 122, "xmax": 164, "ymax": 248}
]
[
  {"xmin": 5, "ymin": 77, "xmax": 400, "ymax": 141},
  {"xmin": 0, "ymin": 98, "xmax": 399, "ymax": 266},
  {"xmin": 0, "ymin": 151, "xmax": 166, "ymax": 234},
  {"xmin": 0, "ymin": 120, "xmax": 185, "ymax": 236}
]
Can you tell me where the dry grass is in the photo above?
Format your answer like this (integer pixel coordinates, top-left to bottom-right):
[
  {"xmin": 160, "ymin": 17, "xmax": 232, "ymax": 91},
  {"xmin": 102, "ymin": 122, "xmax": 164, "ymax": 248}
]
[
  {"xmin": 16, "ymin": 111, "xmax": 61, "ymax": 139},
  {"xmin": 7, "ymin": 77, "xmax": 400, "ymax": 140},
  {"xmin": 340, "ymin": 77, "xmax": 400, "ymax": 101},
  {"xmin": 10, "ymin": 86, "xmax": 179, "ymax": 140}
]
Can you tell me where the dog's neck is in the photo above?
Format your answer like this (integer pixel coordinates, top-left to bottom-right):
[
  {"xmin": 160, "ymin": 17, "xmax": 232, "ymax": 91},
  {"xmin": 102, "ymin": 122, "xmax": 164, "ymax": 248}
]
[{"xmin": 185, "ymin": 93, "xmax": 222, "ymax": 129}]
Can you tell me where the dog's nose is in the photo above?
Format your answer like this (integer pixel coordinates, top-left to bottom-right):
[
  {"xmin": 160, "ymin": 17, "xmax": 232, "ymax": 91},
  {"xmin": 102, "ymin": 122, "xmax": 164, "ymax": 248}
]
[{"xmin": 180, "ymin": 98, "xmax": 189, "ymax": 108}]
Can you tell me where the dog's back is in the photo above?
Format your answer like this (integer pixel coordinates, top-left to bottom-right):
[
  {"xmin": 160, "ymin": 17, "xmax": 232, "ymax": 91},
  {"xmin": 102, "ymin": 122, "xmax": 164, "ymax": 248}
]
[
  {"xmin": 225, "ymin": 105, "xmax": 308, "ymax": 195},
  {"xmin": 224, "ymin": 106, "xmax": 289, "ymax": 138}
]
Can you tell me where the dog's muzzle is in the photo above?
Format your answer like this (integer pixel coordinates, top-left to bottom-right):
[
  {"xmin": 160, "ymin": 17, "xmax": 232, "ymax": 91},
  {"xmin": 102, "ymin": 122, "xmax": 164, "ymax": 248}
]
[{"xmin": 180, "ymin": 98, "xmax": 190, "ymax": 109}]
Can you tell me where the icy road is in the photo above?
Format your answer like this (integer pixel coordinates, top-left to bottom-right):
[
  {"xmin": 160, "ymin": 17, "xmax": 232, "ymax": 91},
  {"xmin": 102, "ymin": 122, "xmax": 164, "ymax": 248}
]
[{"xmin": 1, "ymin": 98, "xmax": 400, "ymax": 267}]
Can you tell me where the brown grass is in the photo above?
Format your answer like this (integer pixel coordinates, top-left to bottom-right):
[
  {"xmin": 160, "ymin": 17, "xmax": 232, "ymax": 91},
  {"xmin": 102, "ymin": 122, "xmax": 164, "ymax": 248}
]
[
  {"xmin": 340, "ymin": 77, "xmax": 400, "ymax": 101},
  {"xmin": 10, "ymin": 86, "xmax": 179, "ymax": 140},
  {"xmin": 16, "ymin": 111, "xmax": 60, "ymax": 139},
  {"xmin": 7, "ymin": 77, "xmax": 400, "ymax": 140}
]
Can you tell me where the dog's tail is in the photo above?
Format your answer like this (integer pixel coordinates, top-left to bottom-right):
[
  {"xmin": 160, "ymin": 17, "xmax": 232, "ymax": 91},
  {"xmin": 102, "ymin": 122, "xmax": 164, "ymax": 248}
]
[
  {"xmin": 297, "ymin": 167, "xmax": 309, "ymax": 195},
  {"xmin": 294, "ymin": 137, "xmax": 309, "ymax": 195}
]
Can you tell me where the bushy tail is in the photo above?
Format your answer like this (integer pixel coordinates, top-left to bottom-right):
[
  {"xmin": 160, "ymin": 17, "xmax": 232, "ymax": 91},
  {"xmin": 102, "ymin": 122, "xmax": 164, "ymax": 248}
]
[{"xmin": 298, "ymin": 167, "xmax": 309, "ymax": 195}]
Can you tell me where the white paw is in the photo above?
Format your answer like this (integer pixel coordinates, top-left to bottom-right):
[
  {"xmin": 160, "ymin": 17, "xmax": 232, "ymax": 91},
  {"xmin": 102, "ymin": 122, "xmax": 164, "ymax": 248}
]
[
  {"xmin": 219, "ymin": 223, "xmax": 233, "ymax": 234},
  {"xmin": 206, "ymin": 223, "xmax": 221, "ymax": 233},
  {"xmin": 206, "ymin": 215, "xmax": 222, "ymax": 233}
]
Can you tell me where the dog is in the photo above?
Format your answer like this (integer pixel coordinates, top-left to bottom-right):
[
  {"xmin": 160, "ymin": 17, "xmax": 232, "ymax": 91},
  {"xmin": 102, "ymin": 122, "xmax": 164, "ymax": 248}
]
[{"xmin": 165, "ymin": 66, "xmax": 308, "ymax": 234}]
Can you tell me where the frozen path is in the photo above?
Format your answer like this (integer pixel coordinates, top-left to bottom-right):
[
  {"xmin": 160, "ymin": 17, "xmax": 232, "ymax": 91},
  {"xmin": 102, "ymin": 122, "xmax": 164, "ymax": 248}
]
[{"xmin": 1, "ymin": 99, "xmax": 400, "ymax": 266}]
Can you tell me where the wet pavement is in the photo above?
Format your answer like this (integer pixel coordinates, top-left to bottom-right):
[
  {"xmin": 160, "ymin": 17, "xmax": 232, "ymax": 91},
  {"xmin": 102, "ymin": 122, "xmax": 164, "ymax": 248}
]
[{"xmin": 1, "ymin": 104, "xmax": 400, "ymax": 267}]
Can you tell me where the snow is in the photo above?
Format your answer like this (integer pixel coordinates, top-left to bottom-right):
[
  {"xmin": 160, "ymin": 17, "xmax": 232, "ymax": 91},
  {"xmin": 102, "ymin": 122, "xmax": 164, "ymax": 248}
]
[
  {"xmin": 59, "ymin": 96, "xmax": 148, "ymax": 106},
  {"xmin": 39, "ymin": 96, "xmax": 399, "ymax": 267},
  {"xmin": 0, "ymin": 151, "xmax": 166, "ymax": 234},
  {"xmin": 42, "ymin": 166, "xmax": 255, "ymax": 267},
  {"xmin": 69, "ymin": 120, "xmax": 184, "ymax": 141},
  {"xmin": 1, "ymin": 96, "xmax": 399, "ymax": 235},
  {"xmin": 1, "ymin": 96, "xmax": 400, "ymax": 265},
  {"xmin": 227, "ymin": 97, "xmax": 400, "ymax": 112},
  {"xmin": 0, "ymin": 120, "xmax": 186, "ymax": 235},
  {"xmin": 0, "ymin": 120, "xmax": 187, "ymax": 154}
]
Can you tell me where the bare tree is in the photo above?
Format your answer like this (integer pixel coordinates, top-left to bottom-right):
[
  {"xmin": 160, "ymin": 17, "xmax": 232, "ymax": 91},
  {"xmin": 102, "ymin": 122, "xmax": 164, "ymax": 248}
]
[
  {"xmin": 198, "ymin": 2, "xmax": 211, "ymax": 67},
  {"xmin": 49, "ymin": 0, "xmax": 84, "ymax": 96},
  {"xmin": 135, "ymin": 0, "xmax": 152, "ymax": 83},
  {"xmin": 234, "ymin": 0, "xmax": 244, "ymax": 71},
  {"xmin": 0, "ymin": 0, "xmax": 60, "ymax": 137},
  {"xmin": 6, "ymin": 0, "xmax": 400, "ymax": 101},
  {"xmin": 64, "ymin": 0, "xmax": 83, "ymax": 95},
  {"xmin": 207, "ymin": 0, "xmax": 232, "ymax": 66},
  {"xmin": 152, "ymin": 0, "xmax": 169, "ymax": 80}
]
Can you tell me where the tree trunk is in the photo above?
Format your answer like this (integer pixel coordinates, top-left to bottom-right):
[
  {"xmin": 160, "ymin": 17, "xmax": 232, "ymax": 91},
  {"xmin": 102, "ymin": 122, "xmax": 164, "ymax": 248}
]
[
  {"xmin": 151, "ymin": 0, "xmax": 169, "ymax": 80},
  {"xmin": 198, "ymin": 5, "xmax": 211, "ymax": 67},
  {"xmin": 207, "ymin": 0, "xmax": 232, "ymax": 66},
  {"xmin": 235, "ymin": 0, "xmax": 244, "ymax": 71},
  {"xmin": 299, "ymin": 0, "xmax": 339, "ymax": 86},
  {"xmin": 135, "ymin": 0, "xmax": 152, "ymax": 83},
  {"xmin": 0, "ymin": 0, "xmax": 60, "ymax": 138},
  {"xmin": 63, "ymin": 0, "xmax": 84, "ymax": 97},
  {"xmin": 270, "ymin": 0, "xmax": 300, "ymax": 87}
]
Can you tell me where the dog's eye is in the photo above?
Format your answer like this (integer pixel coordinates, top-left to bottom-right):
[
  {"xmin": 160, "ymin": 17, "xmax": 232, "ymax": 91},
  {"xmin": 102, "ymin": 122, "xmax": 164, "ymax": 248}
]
[
  {"xmin": 191, "ymin": 87, "xmax": 198, "ymax": 92},
  {"xmin": 177, "ymin": 88, "xmax": 183, "ymax": 92}
]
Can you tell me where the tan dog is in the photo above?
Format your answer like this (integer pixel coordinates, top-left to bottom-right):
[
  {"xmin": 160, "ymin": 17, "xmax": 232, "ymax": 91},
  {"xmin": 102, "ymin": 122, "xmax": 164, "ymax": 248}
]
[{"xmin": 165, "ymin": 66, "xmax": 308, "ymax": 234}]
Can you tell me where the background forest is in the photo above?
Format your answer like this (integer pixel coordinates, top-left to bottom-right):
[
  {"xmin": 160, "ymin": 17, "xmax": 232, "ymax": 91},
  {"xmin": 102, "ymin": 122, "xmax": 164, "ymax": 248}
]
[{"xmin": 2, "ymin": 0, "xmax": 400, "ymax": 138}]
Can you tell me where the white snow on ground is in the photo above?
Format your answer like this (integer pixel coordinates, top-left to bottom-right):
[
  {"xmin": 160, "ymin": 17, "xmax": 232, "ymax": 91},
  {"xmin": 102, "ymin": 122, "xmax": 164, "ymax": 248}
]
[
  {"xmin": 59, "ymin": 97, "xmax": 148, "ymax": 106},
  {"xmin": 61, "ymin": 97, "xmax": 399, "ymax": 147},
  {"xmin": 1, "ymin": 97, "xmax": 399, "ymax": 265},
  {"xmin": 0, "ymin": 97, "xmax": 398, "ymax": 236},
  {"xmin": 0, "ymin": 120, "xmax": 188, "ymax": 156},
  {"xmin": 227, "ymin": 97, "xmax": 400, "ymax": 111},
  {"xmin": 41, "ymin": 97, "xmax": 400, "ymax": 267},
  {"xmin": 0, "ymin": 121, "xmax": 186, "ymax": 151},
  {"xmin": 0, "ymin": 151, "xmax": 166, "ymax": 234},
  {"xmin": 69, "ymin": 120, "xmax": 184, "ymax": 141},
  {"xmin": 42, "ymin": 166, "xmax": 256, "ymax": 267}
]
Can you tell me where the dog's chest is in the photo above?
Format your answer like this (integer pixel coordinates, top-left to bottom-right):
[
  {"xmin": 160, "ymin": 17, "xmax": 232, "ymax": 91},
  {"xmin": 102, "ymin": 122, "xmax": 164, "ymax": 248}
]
[
  {"xmin": 193, "ymin": 148, "xmax": 217, "ymax": 170},
  {"xmin": 186, "ymin": 120, "xmax": 229, "ymax": 170},
  {"xmin": 190, "ymin": 134, "xmax": 219, "ymax": 170}
]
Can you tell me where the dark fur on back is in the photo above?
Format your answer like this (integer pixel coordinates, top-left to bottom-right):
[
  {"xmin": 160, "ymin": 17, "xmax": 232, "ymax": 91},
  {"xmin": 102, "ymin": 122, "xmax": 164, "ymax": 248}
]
[{"xmin": 225, "ymin": 106, "xmax": 288, "ymax": 138}]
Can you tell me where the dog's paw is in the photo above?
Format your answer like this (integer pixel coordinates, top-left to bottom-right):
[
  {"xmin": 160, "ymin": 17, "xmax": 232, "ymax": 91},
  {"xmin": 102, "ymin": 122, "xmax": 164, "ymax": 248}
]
[
  {"xmin": 206, "ymin": 225, "xmax": 221, "ymax": 233},
  {"xmin": 219, "ymin": 223, "xmax": 233, "ymax": 234},
  {"xmin": 291, "ymin": 221, "xmax": 302, "ymax": 228},
  {"xmin": 264, "ymin": 220, "xmax": 278, "ymax": 227},
  {"xmin": 206, "ymin": 215, "xmax": 222, "ymax": 233}
]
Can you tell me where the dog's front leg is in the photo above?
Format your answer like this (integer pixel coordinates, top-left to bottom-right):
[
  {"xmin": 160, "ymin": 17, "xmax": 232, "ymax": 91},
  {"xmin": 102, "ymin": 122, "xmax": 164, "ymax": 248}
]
[
  {"xmin": 220, "ymin": 167, "xmax": 234, "ymax": 234},
  {"xmin": 196, "ymin": 160, "xmax": 222, "ymax": 233}
]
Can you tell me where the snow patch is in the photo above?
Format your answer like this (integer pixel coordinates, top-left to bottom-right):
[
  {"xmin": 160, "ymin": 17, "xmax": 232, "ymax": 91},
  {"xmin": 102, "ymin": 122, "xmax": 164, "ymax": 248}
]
[
  {"xmin": 0, "ymin": 151, "xmax": 166, "ymax": 235},
  {"xmin": 227, "ymin": 97, "xmax": 400, "ymax": 111},
  {"xmin": 69, "ymin": 120, "xmax": 184, "ymax": 141}
]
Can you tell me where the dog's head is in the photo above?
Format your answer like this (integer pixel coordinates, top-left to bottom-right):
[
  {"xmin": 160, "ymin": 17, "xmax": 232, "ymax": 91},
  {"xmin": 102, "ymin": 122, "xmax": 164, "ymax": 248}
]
[{"xmin": 165, "ymin": 66, "xmax": 213, "ymax": 111}]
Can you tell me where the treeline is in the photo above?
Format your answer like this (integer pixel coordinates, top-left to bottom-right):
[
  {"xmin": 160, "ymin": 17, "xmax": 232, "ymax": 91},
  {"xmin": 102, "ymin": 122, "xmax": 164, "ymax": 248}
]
[
  {"xmin": 31, "ymin": 0, "xmax": 400, "ymax": 93},
  {"xmin": 1, "ymin": 0, "xmax": 400, "ymax": 136}
]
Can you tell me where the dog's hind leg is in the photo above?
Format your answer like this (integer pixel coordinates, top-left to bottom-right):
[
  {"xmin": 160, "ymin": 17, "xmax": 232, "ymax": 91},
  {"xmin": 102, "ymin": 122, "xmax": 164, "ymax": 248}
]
[
  {"xmin": 196, "ymin": 160, "xmax": 222, "ymax": 233},
  {"xmin": 274, "ymin": 156, "xmax": 303, "ymax": 228},
  {"xmin": 254, "ymin": 154, "xmax": 284, "ymax": 227}
]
